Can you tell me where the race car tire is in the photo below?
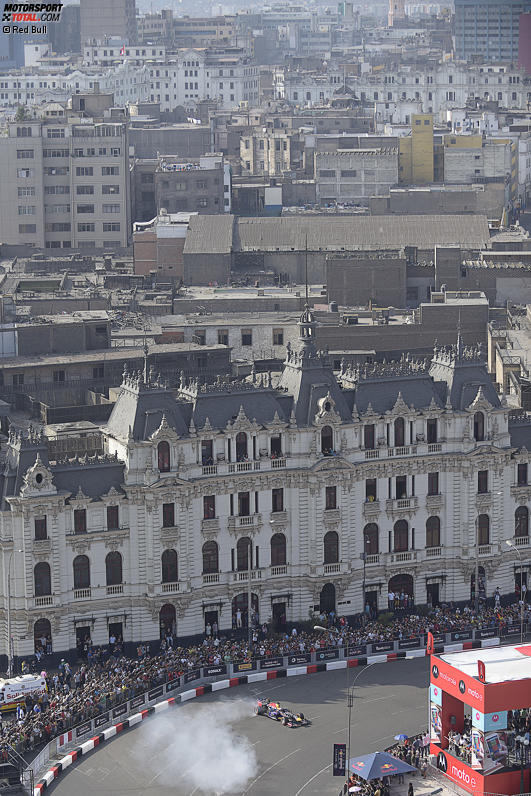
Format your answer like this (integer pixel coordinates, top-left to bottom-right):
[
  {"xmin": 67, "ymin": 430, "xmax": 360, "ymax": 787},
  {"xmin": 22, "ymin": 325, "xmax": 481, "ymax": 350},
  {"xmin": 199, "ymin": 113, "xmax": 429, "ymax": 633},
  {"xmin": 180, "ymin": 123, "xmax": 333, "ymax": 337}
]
[
  {"xmin": 282, "ymin": 717, "xmax": 288, "ymax": 726},
  {"xmin": 298, "ymin": 713, "xmax": 305, "ymax": 721}
]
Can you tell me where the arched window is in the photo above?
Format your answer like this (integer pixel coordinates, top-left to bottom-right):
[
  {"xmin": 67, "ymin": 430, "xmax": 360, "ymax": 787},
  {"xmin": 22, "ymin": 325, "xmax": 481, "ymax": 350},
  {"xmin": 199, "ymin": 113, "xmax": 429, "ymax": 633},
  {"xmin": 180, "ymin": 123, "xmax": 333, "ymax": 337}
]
[
  {"xmin": 157, "ymin": 440, "xmax": 170, "ymax": 472},
  {"xmin": 73, "ymin": 555, "xmax": 90, "ymax": 589},
  {"xmin": 202, "ymin": 541, "xmax": 218, "ymax": 574},
  {"xmin": 161, "ymin": 549, "xmax": 178, "ymax": 582},
  {"xmin": 159, "ymin": 604, "xmax": 176, "ymax": 639},
  {"xmin": 363, "ymin": 523, "xmax": 379, "ymax": 555},
  {"xmin": 34, "ymin": 618, "xmax": 51, "ymax": 653},
  {"xmin": 270, "ymin": 533, "xmax": 286, "ymax": 566},
  {"xmin": 105, "ymin": 551, "xmax": 122, "ymax": 586},
  {"xmin": 473, "ymin": 412, "xmax": 484, "ymax": 442},
  {"xmin": 237, "ymin": 536, "xmax": 252, "ymax": 571},
  {"xmin": 324, "ymin": 530, "xmax": 339, "ymax": 564},
  {"xmin": 394, "ymin": 417, "xmax": 405, "ymax": 447},
  {"xmin": 426, "ymin": 516, "xmax": 440, "ymax": 548},
  {"xmin": 34, "ymin": 562, "xmax": 51, "ymax": 596},
  {"xmin": 515, "ymin": 506, "xmax": 529, "ymax": 538},
  {"xmin": 393, "ymin": 520, "xmax": 408, "ymax": 552},
  {"xmin": 478, "ymin": 514, "xmax": 490, "ymax": 546},
  {"xmin": 235, "ymin": 432, "xmax": 248, "ymax": 462},
  {"xmin": 321, "ymin": 425, "xmax": 333, "ymax": 455}
]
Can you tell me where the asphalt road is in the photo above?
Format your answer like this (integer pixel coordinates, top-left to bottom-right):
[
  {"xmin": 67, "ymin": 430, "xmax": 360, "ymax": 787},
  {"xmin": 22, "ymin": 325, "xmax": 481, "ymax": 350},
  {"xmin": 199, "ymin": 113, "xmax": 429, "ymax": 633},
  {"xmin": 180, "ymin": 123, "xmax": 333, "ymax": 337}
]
[{"xmin": 46, "ymin": 657, "xmax": 429, "ymax": 796}]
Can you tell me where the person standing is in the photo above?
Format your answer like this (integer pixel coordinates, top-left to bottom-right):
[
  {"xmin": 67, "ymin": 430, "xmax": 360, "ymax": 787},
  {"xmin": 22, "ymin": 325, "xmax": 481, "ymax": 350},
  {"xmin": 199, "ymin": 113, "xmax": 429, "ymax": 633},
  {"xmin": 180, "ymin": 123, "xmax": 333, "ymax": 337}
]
[{"xmin": 408, "ymin": 782, "xmax": 414, "ymax": 796}]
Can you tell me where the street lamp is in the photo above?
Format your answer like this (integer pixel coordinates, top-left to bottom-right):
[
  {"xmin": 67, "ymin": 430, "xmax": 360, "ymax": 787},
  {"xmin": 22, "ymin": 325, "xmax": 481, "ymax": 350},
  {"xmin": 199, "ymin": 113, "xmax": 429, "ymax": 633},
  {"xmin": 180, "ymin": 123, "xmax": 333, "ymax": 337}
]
[
  {"xmin": 505, "ymin": 539, "xmax": 526, "ymax": 644},
  {"xmin": 7, "ymin": 548, "xmax": 22, "ymax": 678},
  {"xmin": 515, "ymin": 734, "xmax": 530, "ymax": 794}
]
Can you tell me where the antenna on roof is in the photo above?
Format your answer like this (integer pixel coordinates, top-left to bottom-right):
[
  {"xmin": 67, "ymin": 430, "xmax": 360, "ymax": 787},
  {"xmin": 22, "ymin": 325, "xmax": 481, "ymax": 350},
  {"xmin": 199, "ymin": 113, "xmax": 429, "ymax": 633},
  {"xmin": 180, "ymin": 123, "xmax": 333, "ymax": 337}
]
[
  {"xmin": 304, "ymin": 231, "xmax": 309, "ymax": 305},
  {"xmin": 456, "ymin": 307, "xmax": 463, "ymax": 358}
]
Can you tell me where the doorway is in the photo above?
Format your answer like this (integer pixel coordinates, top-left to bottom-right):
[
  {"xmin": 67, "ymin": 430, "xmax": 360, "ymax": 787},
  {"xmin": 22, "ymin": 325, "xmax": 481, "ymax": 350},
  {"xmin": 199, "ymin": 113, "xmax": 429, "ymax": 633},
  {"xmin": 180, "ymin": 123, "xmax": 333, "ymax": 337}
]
[
  {"xmin": 426, "ymin": 582, "xmax": 440, "ymax": 607},
  {"xmin": 319, "ymin": 582, "xmax": 336, "ymax": 613},
  {"xmin": 108, "ymin": 621, "xmax": 123, "ymax": 645},
  {"xmin": 204, "ymin": 610, "xmax": 218, "ymax": 635},
  {"xmin": 76, "ymin": 625, "xmax": 91, "ymax": 658},
  {"xmin": 272, "ymin": 602, "xmax": 286, "ymax": 631},
  {"xmin": 232, "ymin": 593, "xmax": 259, "ymax": 628}
]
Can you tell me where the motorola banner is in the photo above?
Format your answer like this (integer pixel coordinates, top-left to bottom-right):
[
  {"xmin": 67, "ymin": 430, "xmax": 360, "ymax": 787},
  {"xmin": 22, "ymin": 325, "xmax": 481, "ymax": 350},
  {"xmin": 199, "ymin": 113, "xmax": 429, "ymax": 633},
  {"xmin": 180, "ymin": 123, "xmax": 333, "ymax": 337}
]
[
  {"xmin": 472, "ymin": 709, "xmax": 508, "ymax": 732},
  {"xmin": 430, "ymin": 683, "xmax": 443, "ymax": 707}
]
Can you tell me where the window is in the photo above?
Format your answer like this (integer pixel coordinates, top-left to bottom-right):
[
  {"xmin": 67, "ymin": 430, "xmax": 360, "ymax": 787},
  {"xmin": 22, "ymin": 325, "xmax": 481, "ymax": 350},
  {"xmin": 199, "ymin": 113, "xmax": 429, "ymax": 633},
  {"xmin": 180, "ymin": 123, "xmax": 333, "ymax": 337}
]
[
  {"xmin": 426, "ymin": 516, "xmax": 440, "ymax": 548},
  {"xmin": 73, "ymin": 555, "xmax": 90, "ymax": 589},
  {"xmin": 102, "ymin": 166, "xmax": 119, "ymax": 176},
  {"xmin": 319, "ymin": 169, "xmax": 336, "ymax": 178},
  {"xmin": 394, "ymin": 417, "xmax": 405, "ymax": 447},
  {"xmin": 272, "ymin": 328, "xmax": 284, "ymax": 346},
  {"xmin": 34, "ymin": 562, "xmax": 51, "ymax": 597},
  {"xmin": 477, "ymin": 514, "xmax": 489, "ymax": 546},
  {"xmin": 515, "ymin": 506, "xmax": 529, "ymax": 538},
  {"xmin": 19, "ymin": 224, "xmax": 36, "ymax": 233},
  {"xmin": 53, "ymin": 370, "xmax": 65, "ymax": 382},
  {"xmin": 341, "ymin": 169, "xmax": 357, "ymax": 177},
  {"xmin": 105, "ymin": 551, "xmax": 122, "ymax": 586},
  {"xmin": 271, "ymin": 533, "xmax": 286, "ymax": 566},
  {"xmin": 271, "ymin": 434, "xmax": 282, "ymax": 457},
  {"xmin": 202, "ymin": 541, "xmax": 218, "ymax": 574},
  {"xmin": 157, "ymin": 440, "xmax": 170, "ymax": 472},
  {"xmin": 395, "ymin": 475, "xmax": 407, "ymax": 499},
  {"xmin": 203, "ymin": 495, "xmax": 216, "ymax": 519},
  {"xmin": 77, "ymin": 204, "xmax": 94, "ymax": 214},
  {"xmin": 393, "ymin": 520, "xmax": 408, "ymax": 552},
  {"xmin": 364, "ymin": 424, "xmax": 375, "ymax": 450},
  {"xmin": 103, "ymin": 222, "xmax": 120, "ymax": 232},
  {"xmin": 73, "ymin": 508, "xmax": 86, "ymax": 534},
  {"xmin": 241, "ymin": 328, "xmax": 252, "ymax": 346},
  {"xmin": 427, "ymin": 472, "xmax": 439, "ymax": 496},
  {"xmin": 238, "ymin": 491, "xmax": 250, "ymax": 516},
  {"xmin": 34, "ymin": 516, "xmax": 47, "ymax": 540},
  {"xmin": 162, "ymin": 502, "xmax": 174, "ymax": 527},
  {"xmin": 201, "ymin": 439, "xmax": 214, "ymax": 466},
  {"xmin": 217, "ymin": 329, "xmax": 228, "ymax": 345},
  {"xmin": 78, "ymin": 223, "xmax": 95, "ymax": 232},
  {"xmin": 517, "ymin": 463, "xmax": 528, "ymax": 485},
  {"xmin": 323, "ymin": 530, "xmax": 339, "ymax": 564},
  {"xmin": 364, "ymin": 523, "xmax": 378, "ymax": 555},
  {"xmin": 17, "ymin": 150, "xmax": 34, "ymax": 159},
  {"xmin": 235, "ymin": 432, "xmax": 248, "ymax": 462},
  {"xmin": 272, "ymin": 488, "xmax": 284, "ymax": 513},
  {"xmin": 321, "ymin": 425, "xmax": 333, "ymax": 455},
  {"xmin": 477, "ymin": 470, "xmax": 488, "ymax": 494},
  {"xmin": 325, "ymin": 486, "xmax": 337, "ymax": 510},
  {"xmin": 75, "ymin": 167, "xmax": 93, "ymax": 176},
  {"xmin": 18, "ymin": 205, "xmax": 36, "ymax": 215},
  {"xmin": 473, "ymin": 411, "xmax": 484, "ymax": 442},
  {"xmin": 18, "ymin": 186, "xmax": 35, "ymax": 197},
  {"xmin": 237, "ymin": 536, "xmax": 252, "ymax": 570},
  {"xmin": 93, "ymin": 366, "xmax": 104, "ymax": 379},
  {"xmin": 107, "ymin": 505, "xmax": 119, "ymax": 530},
  {"xmin": 17, "ymin": 168, "xmax": 34, "ymax": 177},
  {"xmin": 427, "ymin": 418, "xmax": 437, "ymax": 444},
  {"xmin": 161, "ymin": 549, "xmax": 178, "ymax": 582},
  {"xmin": 365, "ymin": 479, "xmax": 377, "ymax": 501},
  {"xmin": 76, "ymin": 185, "xmax": 94, "ymax": 194},
  {"xmin": 102, "ymin": 185, "xmax": 120, "ymax": 194},
  {"xmin": 12, "ymin": 374, "xmax": 24, "ymax": 386}
]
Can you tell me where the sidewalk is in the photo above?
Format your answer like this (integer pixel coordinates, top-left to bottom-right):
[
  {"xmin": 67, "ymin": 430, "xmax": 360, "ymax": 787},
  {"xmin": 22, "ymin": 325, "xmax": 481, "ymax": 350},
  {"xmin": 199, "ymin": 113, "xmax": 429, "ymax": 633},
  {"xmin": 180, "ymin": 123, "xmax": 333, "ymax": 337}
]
[{"xmin": 390, "ymin": 772, "xmax": 452, "ymax": 796}]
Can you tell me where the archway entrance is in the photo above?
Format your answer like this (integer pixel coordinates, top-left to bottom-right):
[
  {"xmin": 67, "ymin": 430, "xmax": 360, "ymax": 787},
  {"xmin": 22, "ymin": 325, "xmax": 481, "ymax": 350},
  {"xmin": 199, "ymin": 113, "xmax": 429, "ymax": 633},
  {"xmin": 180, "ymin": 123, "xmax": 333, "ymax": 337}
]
[
  {"xmin": 388, "ymin": 574, "xmax": 414, "ymax": 608},
  {"xmin": 319, "ymin": 582, "xmax": 336, "ymax": 613},
  {"xmin": 470, "ymin": 566, "xmax": 486, "ymax": 603},
  {"xmin": 232, "ymin": 593, "xmax": 259, "ymax": 629},
  {"xmin": 34, "ymin": 618, "xmax": 51, "ymax": 654},
  {"xmin": 159, "ymin": 603, "xmax": 176, "ymax": 639}
]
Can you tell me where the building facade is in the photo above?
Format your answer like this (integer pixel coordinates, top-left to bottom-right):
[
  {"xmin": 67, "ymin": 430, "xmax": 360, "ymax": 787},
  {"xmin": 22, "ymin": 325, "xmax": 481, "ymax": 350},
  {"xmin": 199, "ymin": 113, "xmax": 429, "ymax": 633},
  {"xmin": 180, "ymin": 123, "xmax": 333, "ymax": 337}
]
[
  {"xmin": 80, "ymin": 0, "xmax": 137, "ymax": 46},
  {"xmin": 454, "ymin": 0, "xmax": 531, "ymax": 63},
  {"xmin": 2, "ymin": 311, "xmax": 531, "ymax": 659}
]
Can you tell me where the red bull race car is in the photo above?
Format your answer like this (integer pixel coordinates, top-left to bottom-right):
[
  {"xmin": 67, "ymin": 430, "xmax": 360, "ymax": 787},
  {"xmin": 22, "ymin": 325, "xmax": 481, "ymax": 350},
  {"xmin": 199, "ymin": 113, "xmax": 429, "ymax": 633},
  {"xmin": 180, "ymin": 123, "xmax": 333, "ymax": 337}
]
[{"xmin": 254, "ymin": 698, "xmax": 311, "ymax": 727}]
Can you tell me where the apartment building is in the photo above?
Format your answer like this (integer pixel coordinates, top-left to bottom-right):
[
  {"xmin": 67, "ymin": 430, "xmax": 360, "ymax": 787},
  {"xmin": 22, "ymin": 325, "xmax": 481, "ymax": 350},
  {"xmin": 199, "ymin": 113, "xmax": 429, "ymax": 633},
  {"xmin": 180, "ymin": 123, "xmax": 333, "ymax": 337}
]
[
  {"xmin": 0, "ymin": 95, "xmax": 131, "ymax": 250},
  {"xmin": 80, "ymin": 0, "xmax": 137, "ymax": 46},
  {"xmin": 454, "ymin": 0, "xmax": 531, "ymax": 62},
  {"xmin": 155, "ymin": 154, "xmax": 231, "ymax": 216},
  {"xmin": 315, "ymin": 147, "xmax": 399, "ymax": 205}
]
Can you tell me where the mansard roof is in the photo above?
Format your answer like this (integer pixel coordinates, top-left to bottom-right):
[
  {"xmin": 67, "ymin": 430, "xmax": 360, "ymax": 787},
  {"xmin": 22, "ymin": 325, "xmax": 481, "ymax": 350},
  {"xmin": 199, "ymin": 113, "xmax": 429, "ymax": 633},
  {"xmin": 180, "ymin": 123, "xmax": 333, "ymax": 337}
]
[{"xmin": 428, "ymin": 338, "xmax": 500, "ymax": 411}]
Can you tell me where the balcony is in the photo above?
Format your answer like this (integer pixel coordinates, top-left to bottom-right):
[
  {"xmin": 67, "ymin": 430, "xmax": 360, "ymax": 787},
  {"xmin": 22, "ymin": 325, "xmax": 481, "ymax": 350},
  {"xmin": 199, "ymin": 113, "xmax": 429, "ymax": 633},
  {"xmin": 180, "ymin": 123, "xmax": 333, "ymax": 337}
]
[
  {"xmin": 510, "ymin": 484, "xmax": 531, "ymax": 501},
  {"xmin": 202, "ymin": 464, "xmax": 218, "ymax": 475},
  {"xmin": 161, "ymin": 581, "xmax": 180, "ymax": 593},
  {"xmin": 271, "ymin": 458, "xmax": 286, "ymax": 469},
  {"xmin": 73, "ymin": 588, "xmax": 91, "ymax": 600},
  {"xmin": 389, "ymin": 550, "xmax": 418, "ymax": 564},
  {"xmin": 34, "ymin": 595, "xmax": 53, "ymax": 607},
  {"xmin": 271, "ymin": 565, "xmax": 287, "ymax": 576},
  {"xmin": 228, "ymin": 513, "xmax": 262, "ymax": 531},
  {"xmin": 231, "ymin": 569, "xmax": 262, "ymax": 583},
  {"xmin": 425, "ymin": 546, "xmax": 443, "ymax": 558},
  {"xmin": 514, "ymin": 535, "xmax": 530, "ymax": 547},
  {"xmin": 363, "ymin": 500, "xmax": 380, "ymax": 518},
  {"xmin": 478, "ymin": 544, "xmax": 493, "ymax": 556},
  {"xmin": 228, "ymin": 461, "xmax": 261, "ymax": 473},
  {"xmin": 106, "ymin": 584, "xmax": 124, "ymax": 595},
  {"xmin": 365, "ymin": 553, "xmax": 380, "ymax": 565},
  {"xmin": 270, "ymin": 510, "xmax": 288, "ymax": 525},
  {"xmin": 385, "ymin": 496, "xmax": 419, "ymax": 516},
  {"xmin": 323, "ymin": 508, "xmax": 341, "ymax": 525},
  {"xmin": 203, "ymin": 573, "xmax": 220, "ymax": 585},
  {"xmin": 201, "ymin": 517, "xmax": 220, "ymax": 533},
  {"xmin": 364, "ymin": 449, "xmax": 380, "ymax": 460},
  {"xmin": 323, "ymin": 562, "xmax": 341, "ymax": 574},
  {"xmin": 428, "ymin": 443, "xmax": 442, "ymax": 453},
  {"xmin": 387, "ymin": 445, "xmax": 417, "ymax": 458}
]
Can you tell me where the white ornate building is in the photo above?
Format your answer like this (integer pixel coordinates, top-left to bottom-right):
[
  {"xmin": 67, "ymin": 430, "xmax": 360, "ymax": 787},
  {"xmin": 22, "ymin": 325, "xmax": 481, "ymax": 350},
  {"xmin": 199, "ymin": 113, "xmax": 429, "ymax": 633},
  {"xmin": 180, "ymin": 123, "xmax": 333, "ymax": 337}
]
[{"xmin": 1, "ymin": 309, "xmax": 530, "ymax": 661}]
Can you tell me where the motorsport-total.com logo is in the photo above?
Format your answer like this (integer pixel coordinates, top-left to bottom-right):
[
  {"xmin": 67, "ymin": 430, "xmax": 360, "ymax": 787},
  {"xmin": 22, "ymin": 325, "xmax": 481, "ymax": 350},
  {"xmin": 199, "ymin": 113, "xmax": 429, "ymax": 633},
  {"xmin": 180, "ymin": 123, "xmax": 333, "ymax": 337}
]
[{"xmin": 2, "ymin": 3, "xmax": 62, "ymax": 34}]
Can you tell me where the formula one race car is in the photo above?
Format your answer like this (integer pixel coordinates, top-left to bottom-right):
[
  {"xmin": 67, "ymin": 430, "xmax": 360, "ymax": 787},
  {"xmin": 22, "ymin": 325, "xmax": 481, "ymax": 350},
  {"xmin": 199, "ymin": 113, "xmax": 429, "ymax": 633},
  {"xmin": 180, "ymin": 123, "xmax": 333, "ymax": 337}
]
[{"xmin": 254, "ymin": 698, "xmax": 311, "ymax": 727}]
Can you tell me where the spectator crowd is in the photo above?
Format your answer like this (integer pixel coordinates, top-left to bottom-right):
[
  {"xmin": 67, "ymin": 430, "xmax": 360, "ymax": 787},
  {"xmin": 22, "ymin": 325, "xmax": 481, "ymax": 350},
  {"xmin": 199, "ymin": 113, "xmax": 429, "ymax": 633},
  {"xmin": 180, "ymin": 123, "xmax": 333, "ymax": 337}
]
[{"xmin": 0, "ymin": 599, "xmax": 529, "ymax": 761}]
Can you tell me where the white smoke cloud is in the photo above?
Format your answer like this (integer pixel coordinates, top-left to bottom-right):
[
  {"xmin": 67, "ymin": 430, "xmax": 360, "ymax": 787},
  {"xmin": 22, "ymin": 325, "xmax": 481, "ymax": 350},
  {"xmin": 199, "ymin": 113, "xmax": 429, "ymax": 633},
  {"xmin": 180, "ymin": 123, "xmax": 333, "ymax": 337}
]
[{"xmin": 140, "ymin": 698, "xmax": 258, "ymax": 794}]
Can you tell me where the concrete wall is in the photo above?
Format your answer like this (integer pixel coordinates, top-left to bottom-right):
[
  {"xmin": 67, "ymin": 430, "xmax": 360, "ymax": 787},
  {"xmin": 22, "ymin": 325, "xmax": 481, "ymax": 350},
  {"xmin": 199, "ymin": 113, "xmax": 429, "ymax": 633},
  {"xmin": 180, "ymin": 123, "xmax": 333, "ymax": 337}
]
[
  {"xmin": 183, "ymin": 252, "xmax": 231, "ymax": 285},
  {"xmin": 326, "ymin": 252, "xmax": 407, "ymax": 307},
  {"xmin": 129, "ymin": 127, "xmax": 212, "ymax": 159},
  {"xmin": 370, "ymin": 183, "xmax": 505, "ymax": 219}
]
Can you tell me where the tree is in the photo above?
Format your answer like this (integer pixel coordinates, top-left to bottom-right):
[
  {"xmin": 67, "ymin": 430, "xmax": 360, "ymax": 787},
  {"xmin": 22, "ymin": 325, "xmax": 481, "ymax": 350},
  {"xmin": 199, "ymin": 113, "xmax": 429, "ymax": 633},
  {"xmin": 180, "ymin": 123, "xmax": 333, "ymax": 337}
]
[{"xmin": 15, "ymin": 105, "xmax": 27, "ymax": 122}]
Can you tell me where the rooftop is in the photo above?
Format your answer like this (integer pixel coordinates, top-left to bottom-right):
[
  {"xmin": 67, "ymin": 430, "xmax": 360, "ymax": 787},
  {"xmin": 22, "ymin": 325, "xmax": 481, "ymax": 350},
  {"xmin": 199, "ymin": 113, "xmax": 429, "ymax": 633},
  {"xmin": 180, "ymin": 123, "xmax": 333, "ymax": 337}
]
[{"xmin": 440, "ymin": 644, "xmax": 531, "ymax": 684}]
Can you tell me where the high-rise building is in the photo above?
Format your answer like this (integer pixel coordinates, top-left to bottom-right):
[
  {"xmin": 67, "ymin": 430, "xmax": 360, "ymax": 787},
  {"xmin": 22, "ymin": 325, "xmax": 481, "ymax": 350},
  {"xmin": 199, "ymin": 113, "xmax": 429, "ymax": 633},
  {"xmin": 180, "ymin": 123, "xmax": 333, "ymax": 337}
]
[
  {"xmin": 80, "ymin": 0, "xmax": 137, "ymax": 46},
  {"xmin": 454, "ymin": 0, "xmax": 531, "ymax": 62},
  {"xmin": 0, "ymin": 92, "xmax": 131, "ymax": 250},
  {"xmin": 388, "ymin": 0, "xmax": 405, "ymax": 27}
]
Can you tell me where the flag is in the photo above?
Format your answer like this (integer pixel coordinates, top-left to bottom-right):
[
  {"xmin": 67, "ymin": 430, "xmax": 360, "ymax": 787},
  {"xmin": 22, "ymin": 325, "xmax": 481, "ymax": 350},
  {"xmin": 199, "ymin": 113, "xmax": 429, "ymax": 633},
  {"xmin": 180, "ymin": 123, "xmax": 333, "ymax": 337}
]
[
  {"xmin": 426, "ymin": 631, "xmax": 434, "ymax": 655},
  {"xmin": 120, "ymin": 45, "xmax": 125, "ymax": 55},
  {"xmin": 478, "ymin": 660, "xmax": 486, "ymax": 683}
]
